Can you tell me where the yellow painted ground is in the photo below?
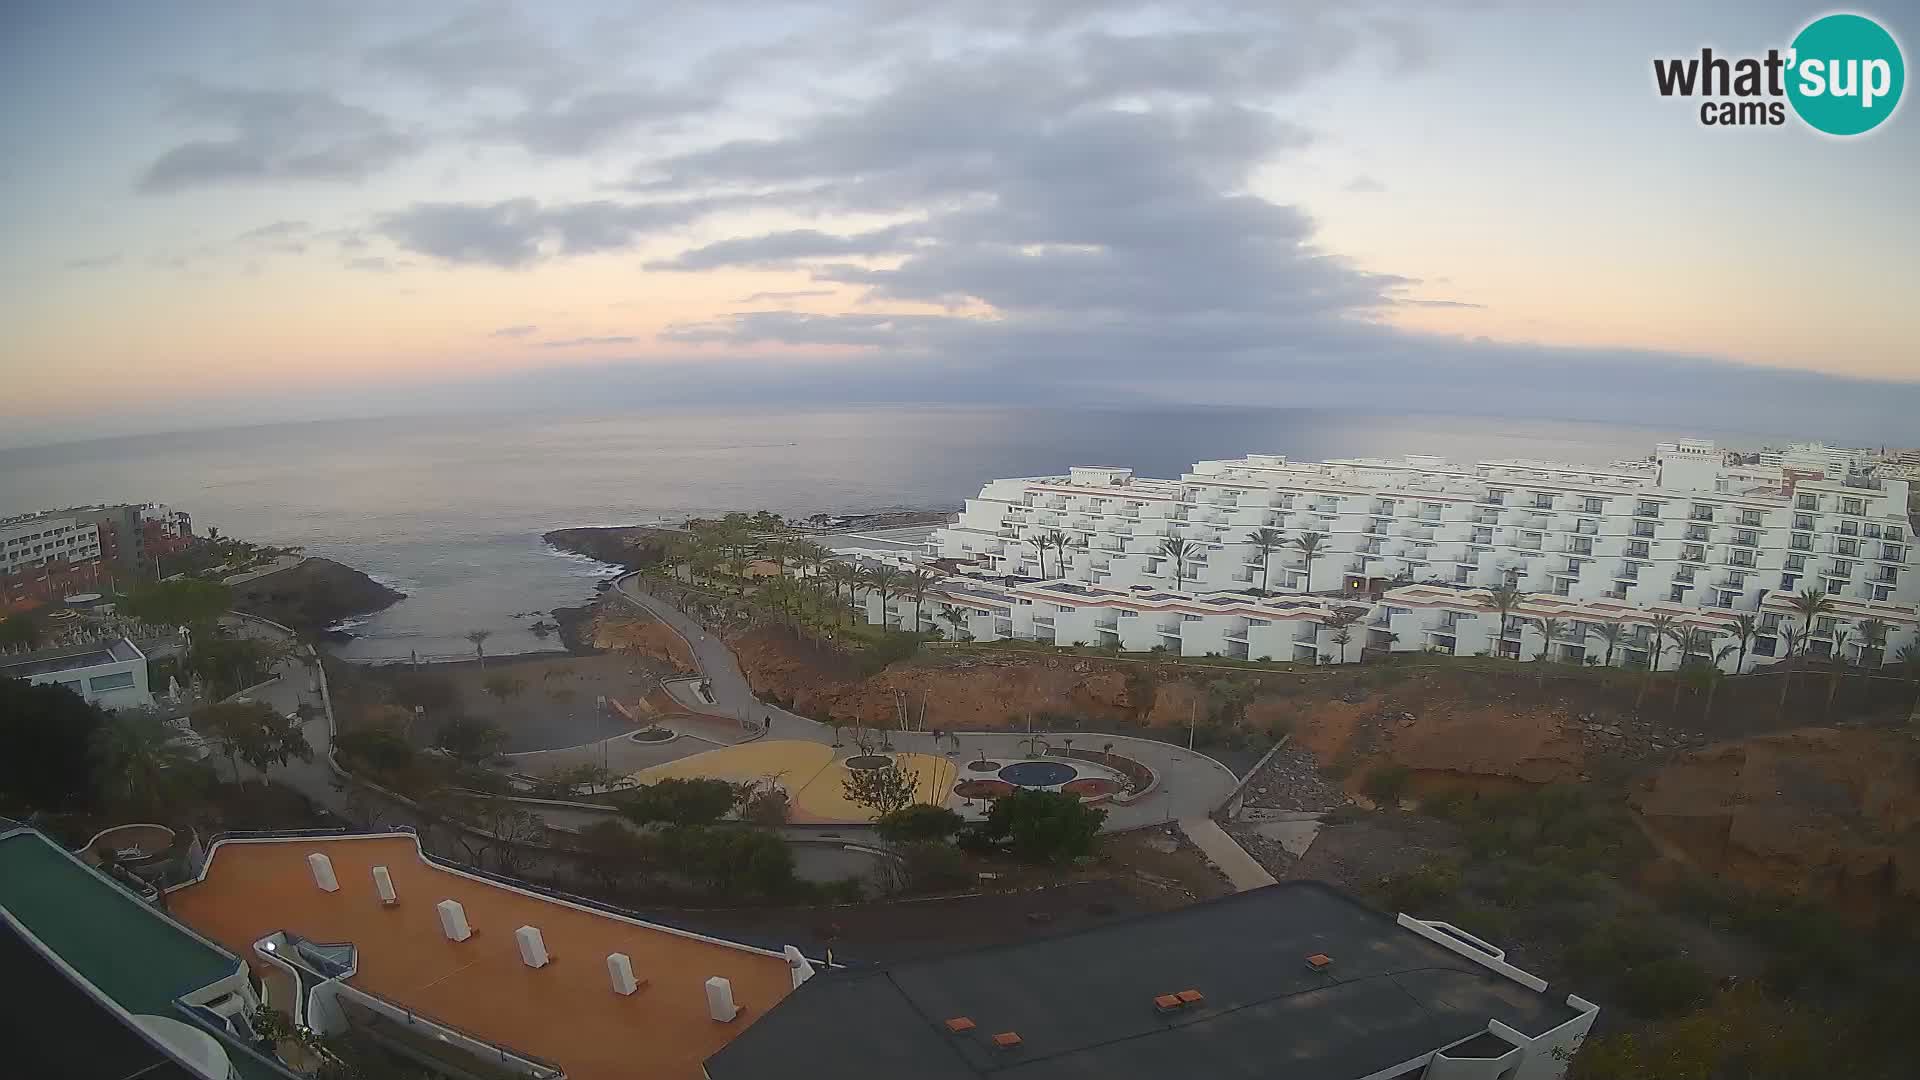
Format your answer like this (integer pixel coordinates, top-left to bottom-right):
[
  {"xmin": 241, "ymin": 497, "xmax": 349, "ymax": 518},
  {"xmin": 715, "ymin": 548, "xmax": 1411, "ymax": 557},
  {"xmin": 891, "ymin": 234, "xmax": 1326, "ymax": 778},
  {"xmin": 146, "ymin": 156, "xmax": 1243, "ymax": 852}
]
[{"xmin": 626, "ymin": 741, "xmax": 958, "ymax": 823}]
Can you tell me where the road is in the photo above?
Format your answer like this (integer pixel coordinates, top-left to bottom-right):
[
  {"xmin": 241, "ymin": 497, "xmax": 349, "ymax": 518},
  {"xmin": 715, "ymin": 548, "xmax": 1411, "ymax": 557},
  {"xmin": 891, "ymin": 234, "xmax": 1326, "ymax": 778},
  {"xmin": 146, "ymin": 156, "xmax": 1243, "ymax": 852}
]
[{"xmin": 609, "ymin": 574, "xmax": 1242, "ymax": 830}]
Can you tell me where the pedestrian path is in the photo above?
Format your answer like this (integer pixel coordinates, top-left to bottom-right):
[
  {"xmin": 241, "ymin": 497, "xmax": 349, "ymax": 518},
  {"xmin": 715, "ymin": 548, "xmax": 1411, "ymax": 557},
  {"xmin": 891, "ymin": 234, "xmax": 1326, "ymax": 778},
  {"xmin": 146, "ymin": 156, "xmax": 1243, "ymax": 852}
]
[{"xmin": 1179, "ymin": 817, "xmax": 1278, "ymax": 892}]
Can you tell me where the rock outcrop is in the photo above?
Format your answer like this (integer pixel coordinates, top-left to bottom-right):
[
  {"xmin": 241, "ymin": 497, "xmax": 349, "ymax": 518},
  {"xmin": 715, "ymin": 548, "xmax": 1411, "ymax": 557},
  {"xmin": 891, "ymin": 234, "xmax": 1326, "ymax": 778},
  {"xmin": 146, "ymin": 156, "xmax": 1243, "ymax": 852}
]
[{"xmin": 230, "ymin": 557, "xmax": 402, "ymax": 631}]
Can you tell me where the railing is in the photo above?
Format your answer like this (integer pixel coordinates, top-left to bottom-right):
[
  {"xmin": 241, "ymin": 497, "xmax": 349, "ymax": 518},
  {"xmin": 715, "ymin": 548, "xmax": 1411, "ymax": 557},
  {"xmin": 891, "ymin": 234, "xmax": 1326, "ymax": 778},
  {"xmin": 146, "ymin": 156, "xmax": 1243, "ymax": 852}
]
[{"xmin": 330, "ymin": 982, "xmax": 564, "ymax": 1079}]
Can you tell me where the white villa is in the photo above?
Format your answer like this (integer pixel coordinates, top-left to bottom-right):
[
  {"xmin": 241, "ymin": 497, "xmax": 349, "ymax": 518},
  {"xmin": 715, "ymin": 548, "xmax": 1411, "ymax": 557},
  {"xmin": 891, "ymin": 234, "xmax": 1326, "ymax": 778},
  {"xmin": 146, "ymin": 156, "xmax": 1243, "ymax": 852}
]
[{"xmin": 844, "ymin": 439, "xmax": 1919, "ymax": 673}]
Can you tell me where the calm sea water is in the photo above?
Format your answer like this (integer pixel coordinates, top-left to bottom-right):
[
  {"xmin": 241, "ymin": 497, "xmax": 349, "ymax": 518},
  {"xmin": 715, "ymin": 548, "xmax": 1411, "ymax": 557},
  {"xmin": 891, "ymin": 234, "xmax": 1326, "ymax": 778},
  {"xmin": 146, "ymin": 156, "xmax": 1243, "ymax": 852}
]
[{"xmin": 0, "ymin": 406, "xmax": 1762, "ymax": 660}]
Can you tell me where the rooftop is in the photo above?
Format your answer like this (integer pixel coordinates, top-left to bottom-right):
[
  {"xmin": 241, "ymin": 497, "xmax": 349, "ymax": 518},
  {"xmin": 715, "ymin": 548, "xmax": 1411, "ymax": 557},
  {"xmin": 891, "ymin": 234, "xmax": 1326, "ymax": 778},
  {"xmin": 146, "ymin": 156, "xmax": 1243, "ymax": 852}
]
[
  {"xmin": 0, "ymin": 635, "xmax": 144, "ymax": 678},
  {"xmin": 706, "ymin": 882, "xmax": 1583, "ymax": 1080},
  {"xmin": 168, "ymin": 833, "xmax": 798, "ymax": 1080},
  {"xmin": 1, "ymin": 916, "xmax": 203, "ymax": 1080}
]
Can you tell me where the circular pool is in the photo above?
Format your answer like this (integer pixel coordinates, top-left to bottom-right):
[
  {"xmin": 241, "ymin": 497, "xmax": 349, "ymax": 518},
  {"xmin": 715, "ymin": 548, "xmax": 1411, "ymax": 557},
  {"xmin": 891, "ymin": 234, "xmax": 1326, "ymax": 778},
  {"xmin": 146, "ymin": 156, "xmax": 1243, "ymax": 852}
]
[{"xmin": 999, "ymin": 760, "xmax": 1078, "ymax": 788}]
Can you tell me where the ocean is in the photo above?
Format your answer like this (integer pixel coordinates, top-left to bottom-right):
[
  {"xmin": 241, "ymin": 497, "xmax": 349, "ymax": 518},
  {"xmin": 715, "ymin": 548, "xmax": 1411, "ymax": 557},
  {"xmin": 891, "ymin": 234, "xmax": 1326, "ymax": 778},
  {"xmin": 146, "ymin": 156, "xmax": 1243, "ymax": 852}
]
[{"xmin": 0, "ymin": 405, "xmax": 1772, "ymax": 660}]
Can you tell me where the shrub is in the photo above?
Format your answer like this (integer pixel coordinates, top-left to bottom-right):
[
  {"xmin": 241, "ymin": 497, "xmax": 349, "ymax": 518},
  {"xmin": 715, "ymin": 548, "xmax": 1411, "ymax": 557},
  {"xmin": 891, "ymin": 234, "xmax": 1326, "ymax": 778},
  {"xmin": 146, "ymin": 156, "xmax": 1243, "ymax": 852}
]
[
  {"xmin": 1364, "ymin": 765, "xmax": 1411, "ymax": 806},
  {"xmin": 1617, "ymin": 956, "xmax": 1715, "ymax": 1019},
  {"xmin": 655, "ymin": 825, "xmax": 795, "ymax": 896},
  {"xmin": 1375, "ymin": 860, "xmax": 1462, "ymax": 912},
  {"xmin": 619, "ymin": 777, "xmax": 744, "ymax": 826},
  {"xmin": 874, "ymin": 804, "xmax": 964, "ymax": 844},
  {"xmin": 970, "ymin": 790, "xmax": 1106, "ymax": 863},
  {"xmin": 742, "ymin": 786, "xmax": 791, "ymax": 826},
  {"xmin": 893, "ymin": 840, "xmax": 972, "ymax": 892}
]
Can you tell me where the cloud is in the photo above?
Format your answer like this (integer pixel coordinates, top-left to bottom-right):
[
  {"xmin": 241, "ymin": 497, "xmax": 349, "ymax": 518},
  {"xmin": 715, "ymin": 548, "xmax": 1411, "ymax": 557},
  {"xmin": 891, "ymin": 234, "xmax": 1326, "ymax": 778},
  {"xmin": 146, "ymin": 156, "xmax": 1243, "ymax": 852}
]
[
  {"xmin": 490, "ymin": 324, "xmax": 539, "ymax": 338},
  {"xmin": 344, "ymin": 256, "xmax": 396, "ymax": 272},
  {"xmin": 376, "ymin": 195, "xmax": 740, "ymax": 267},
  {"xmin": 1345, "ymin": 174, "xmax": 1386, "ymax": 193},
  {"xmin": 62, "ymin": 255, "xmax": 121, "ymax": 270},
  {"xmin": 738, "ymin": 289, "xmax": 838, "ymax": 303},
  {"xmin": 137, "ymin": 82, "xmax": 418, "ymax": 193},
  {"xmin": 236, "ymin": 220, "xmax": 311, "ymax": 241},
  {"xmin": 539, "ymin": 335, "xmax": 638, "ymax": 348},
  {"xmin": 364, "ymin": 6, "xmax": 574, "ymax": 99},
  {"xmin": 647, "ymin": 226, "xmax": 917, "ymax": 271},
  {"xmin": 1399, "ymin": 298, "xmax": 1482, "ymax": 309},
  {"xmin": 480, "ymin": 88, "xmax": 715, "ymax": 155}
]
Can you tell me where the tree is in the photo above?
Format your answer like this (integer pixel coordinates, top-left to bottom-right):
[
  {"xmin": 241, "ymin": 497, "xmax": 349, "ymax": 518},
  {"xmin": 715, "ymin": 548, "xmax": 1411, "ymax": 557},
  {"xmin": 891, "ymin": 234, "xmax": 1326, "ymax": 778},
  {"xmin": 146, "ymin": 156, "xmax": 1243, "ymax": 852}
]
[
  {"xmin": 1698, "ymin": 643, "xmax": 1736, "ymax": 723},
  {"xmin": 1292, "ymin": 531, "xmax": 1327, "ymax": 593},
  {"xmin": 1244, "ymin": 527, "xmax": 1285, "ymax": 594},
  {"xmin": 741, "ymin": 785, "xmax": 791, "ymax": 826},
  {"xmin": 1896, "ymin": 643, "xmax": 1920, "ymax": 716},
  {"xmin": 0, "ymin": 678, "xmax": 105, "ymax": 812},
  {"xmin": 1777, "ymin": 623, "xmax": 1802, "ymax": 717},
  {"xmin": 1158, "ymin": 536, "xmax": 1199, "ymax": 591},
  {"xmin": 1728, "ymin": 612, "xmax": 1759, "ymax": 675},
  {"xmin": 866, "ymin": 564, "xmax": 902, "ymax": 627},
  {"xmin": 968, "ymin": 789, "xmax": 1106, "ymax": 863},
  {"xmin": 1587, "ymin": 620, "xmax": 1627, "ymax": 668},
  {"xmin": 0, "ymin": 612, "xmax": 39, "ymax": 648},
  {"xmin": 1329, "ymin": 626, "xmax": 1353, "ymax": 665},
  {"xmin": 1483, "ymin": 584, "xmax": 1525, "ymax": 657},
  {"xmin": 334, "ymin": 726, "xmax": 417, "ymax": 776},
  {"xmin": 1638, "ymin": 613, "xmax": 1678, "ymax": 712},
  {"xmin": 195, "ymin": 700, "xmax": 312, "ymax": 783},
  {"xmin": 464, "ymin": 629, "xmax": 492, "ymax": 668},
  {"xmin": 1823, "ymin": 625, "xmax": 1853, "ymax": 720},
  {"xmin": 940, "ymin": 604, "xmax": 972, "ymax": 643},
  {"xmin": 92, "ymin": 712, "xmax": 200, "ymax": 812},
  {"xmin": 618, "ymin": 777, "xmax": 743, "ymax": 826},
  {"xmin": 575, "ymin": 819, "xmax": 651, "ymax": 893},
  {"xmin": 432, "ymin": 716, "xmax": 506, "ymax": 765},
  {"xmin": 841, "ymin": 761, "xmax": 921, "ymax": 817},
  {"xmin": 1041, "ymin": 528, "xmax": 1074, "ymax": 581},
  {"xmin": 903, "ymin": 567, "xmax": 940, "ymax": 633},
  {"xmin": 124, "ymin": 578, "xmax": 232, "ymax": 626},
  {"xmin": 656, "ymin": 825, "xmax": 795, "ymax": 897},
  {"xmin": 1855, "ymin": 616, "xmax": 1890, "ymax": 690},
  {"xmin": 1783, "ymin": 587, "xmax": 1836, "ymax": 704},
  {"xmin": 875, "ymin": 804, "xmax": 964, "ymax": 844}
]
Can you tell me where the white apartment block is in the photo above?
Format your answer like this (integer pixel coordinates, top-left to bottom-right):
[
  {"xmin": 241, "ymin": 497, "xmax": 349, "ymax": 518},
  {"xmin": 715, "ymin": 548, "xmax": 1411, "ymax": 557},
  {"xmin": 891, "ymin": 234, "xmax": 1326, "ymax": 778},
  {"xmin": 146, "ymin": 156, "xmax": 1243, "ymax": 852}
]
[
  {"xmin": 0, "ymin": 636, "xmax": 153, "ymax": 710},
  {"xmin": 1, "ymin": 512, "xmax": 102, "ymax": 576},
  {"xmin": 890, "ymin": 441, "xmax": 1919, "ymax": 673}
]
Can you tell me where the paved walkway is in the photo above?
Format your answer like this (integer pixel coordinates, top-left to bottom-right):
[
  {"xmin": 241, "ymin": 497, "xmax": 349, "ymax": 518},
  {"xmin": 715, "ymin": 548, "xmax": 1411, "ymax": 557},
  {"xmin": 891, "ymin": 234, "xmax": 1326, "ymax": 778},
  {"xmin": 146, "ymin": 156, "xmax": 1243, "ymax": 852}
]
[
  {"xmin": 1179, "ymin": 817, "xmax": 1278, "ymax": 892},
  {"xmin": 609, "ymin": 575, "xmax": 1242, "ymax": 829}
]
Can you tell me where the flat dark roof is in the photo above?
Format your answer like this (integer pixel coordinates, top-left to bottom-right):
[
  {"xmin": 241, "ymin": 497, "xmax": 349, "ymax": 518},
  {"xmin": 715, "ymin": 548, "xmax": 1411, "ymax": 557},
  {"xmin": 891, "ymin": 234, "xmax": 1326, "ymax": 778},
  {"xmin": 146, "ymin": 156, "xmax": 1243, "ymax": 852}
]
[
  {"xmin": 0, "ymin": 917, "xmax": 201, "ymax": 1080},
  {"xmin": 705, "ymin": 882, "xmax": 1578, "ymax": 1080}
]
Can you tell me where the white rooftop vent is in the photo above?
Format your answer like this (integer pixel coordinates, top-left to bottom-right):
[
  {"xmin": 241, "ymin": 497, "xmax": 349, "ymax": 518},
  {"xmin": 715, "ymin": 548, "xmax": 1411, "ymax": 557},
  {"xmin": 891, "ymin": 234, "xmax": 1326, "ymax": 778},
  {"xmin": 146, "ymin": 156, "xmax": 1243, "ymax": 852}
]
[
  {"xmin": 436, "ymin": 899, "xmax": 471, "ymax": 942},
  {"xmin": 706, "ymin": 976, "xmax": 739, "ymax": 1022},
  {"xmin": 515, "ymin": 926, "xmax": 549, "ymax": 968},
  {"xmin": 608, "ymin": 952, "xmax": 638, "ymax": 995},
  {"xmin": 372, "ymin": 865, "xmax": 397, "ymax": 905},
  {"xmin": 784, "ymin": 945, "xmax": 817, "ymax": 988},
  {"xmin": 306, "ymin": 853, "xmax": 338, "ymax": 893}
]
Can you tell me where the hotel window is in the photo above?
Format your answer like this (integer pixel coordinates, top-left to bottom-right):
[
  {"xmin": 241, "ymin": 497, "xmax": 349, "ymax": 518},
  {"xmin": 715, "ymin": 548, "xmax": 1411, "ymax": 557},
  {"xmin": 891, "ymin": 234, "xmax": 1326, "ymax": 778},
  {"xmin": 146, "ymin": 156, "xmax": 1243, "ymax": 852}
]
[
  {"xmin": 1786, "ymin": 554, "xmax": 1806, "ymax": 572},
  {"xmin": 1730, "ymin": 551, "xmax": 1754, "ymax": 567},
  {"xmin": 1627, "ymin": 540, "xmax": 1650, "ymax": 558},
  {"xmin": 1790, "ymin": 533, "xmax": 1813, "ymax": 551},
  {"xmin": 1762, "ymin": 612, "xmax": 1782, "ymax": 629},
  {"xmin": 1532, "ymin": 493, "xmax": 1555, "ymax": 509},
  {"xmin": 1674, "ymin": 566, "xmax": 1695, "ymax": 583},
  {"xmin": 1888, "ymin": 526, "xmax": 1905, "ymax": 542},
  {"xmin": 1583, "ymin": 497, "xmax": 1605, "ymax": 514},
  {"xmin": 1739, "ymin": 510, "xmax": 1763, "ymax": 527},
  {"xmin": 1732, "ymin": 529, "xmax": 1757, "ymax": 547},
  {"xmin": 1816, "ymin": 616, "xmax": 1837, "ymax": 634},
  {"xmin": 1885, "ymin": 544, "xmax": 1907, "ymax": 561},
  {"xmin": 1685, "ymin": 525, "xmax": 1709, "ymax": 542},
  {"xmin": 1781, "ymin": 574, "xmax": 1799, "ymax": 591},
  {"xmin": 1797, "ymin": 494, "xmax": 1819, "ymax": 510},
  {"xmin": 1837, "ymin": 538, "xmax": 1858, "ymax": 556},
  {"xmin": 1682, "ymin": 544, "xmax": 1705, "ymax": 562},
  {"xmin": 1793, "ymin": 513, "xmax": 1814, "ymax": 530},
  {"xmin": 1875, "ymin": 585, "xmax": 1894, "ymax": 601},
  {"xmin": 1455, "ymin": 566, "xmax": 1470, "ymax": 583},
  {"xmin": 1118, "ymin": 610, "xmax": 1137, "ymax": 618},
  {"xmin": 1842, "ymin": 497, "xmax": 1866, "ymax": 516},
  {"xmin": 1571, "ymin": 537, "xmax": 1592, "ymax": 555},
  {"xmin": 1690, "ymin": 504, "xmax": 1715, "ymax": 521},
  {"xmin": 1635, "ymin": 500, "xmax": 1661, "ymax": 517},
  {"xmin": 1840, "ymin": 520, "xmax": 1859, "ymax": 536},
  {"xmin": 1182, "ymin": 614, "xmax": 1203, "ymax": 622},
  {"xmin": 1633, "ymin": 521, "xmax": 1656, "ymax": 538},
  {"xmin": 1866, "ymin": 524, "xmax": 1883, "ymax": 539},
  {"xmin": 87, "ymin": 671, "xmax": 135, "ymax": 692},
  {"xmin": 1831, "ymin": 560, "xmax": 1854, "ymax": 577},
  {"xmin": 1669, "ymin": 585, "xmax": 1686, "ymax": 602}
]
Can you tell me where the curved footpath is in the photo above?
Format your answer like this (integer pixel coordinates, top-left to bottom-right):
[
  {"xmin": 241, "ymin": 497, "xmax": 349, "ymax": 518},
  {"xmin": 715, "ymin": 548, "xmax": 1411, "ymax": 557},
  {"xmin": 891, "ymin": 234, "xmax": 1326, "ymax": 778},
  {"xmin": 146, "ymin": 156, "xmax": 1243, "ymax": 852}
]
[{"xmin": 608, "ymin": 574, "xmax": 1243, "ymax": 833}]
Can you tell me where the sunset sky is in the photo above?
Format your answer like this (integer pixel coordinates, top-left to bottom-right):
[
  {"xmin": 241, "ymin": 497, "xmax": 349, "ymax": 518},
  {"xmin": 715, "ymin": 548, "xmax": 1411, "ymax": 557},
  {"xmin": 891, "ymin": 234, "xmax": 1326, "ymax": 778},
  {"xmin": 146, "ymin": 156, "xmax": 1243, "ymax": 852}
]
[{"xmin": 3, "ymin": 0, "xmax": 1915, "ymax": 446}]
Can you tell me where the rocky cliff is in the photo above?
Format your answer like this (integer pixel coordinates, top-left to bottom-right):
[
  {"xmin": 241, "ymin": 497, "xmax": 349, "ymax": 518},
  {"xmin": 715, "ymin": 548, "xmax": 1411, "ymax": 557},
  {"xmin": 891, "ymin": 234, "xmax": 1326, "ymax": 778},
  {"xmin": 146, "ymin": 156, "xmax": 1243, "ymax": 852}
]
[
  {"xmin": 542, "ymin": 526, "xmax": 675, "ymax": 569},
  {"xmin": 230, "ymin": 557, "xmax": 403, "ymax": 631}
]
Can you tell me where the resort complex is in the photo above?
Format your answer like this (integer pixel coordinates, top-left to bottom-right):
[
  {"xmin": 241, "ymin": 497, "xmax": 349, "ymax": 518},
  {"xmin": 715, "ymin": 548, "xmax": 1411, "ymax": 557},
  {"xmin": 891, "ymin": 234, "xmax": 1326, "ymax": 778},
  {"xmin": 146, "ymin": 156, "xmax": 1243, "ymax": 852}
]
[
  {"xmin": 894, "ymin": 439, "xmax": 1919, "ymax": 672},
  {"xmin": 1, "ymin": 821, "xmax": 1596, "ymax": 1080}
]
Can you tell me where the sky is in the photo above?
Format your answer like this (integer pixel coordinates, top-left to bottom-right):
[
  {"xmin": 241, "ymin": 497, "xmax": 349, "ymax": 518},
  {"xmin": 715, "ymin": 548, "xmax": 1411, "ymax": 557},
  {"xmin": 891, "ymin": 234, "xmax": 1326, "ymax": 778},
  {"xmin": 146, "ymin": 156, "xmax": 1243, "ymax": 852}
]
[{"xmin": 2, "ymin": 0, "xmax": 1916, "ymax": 447}]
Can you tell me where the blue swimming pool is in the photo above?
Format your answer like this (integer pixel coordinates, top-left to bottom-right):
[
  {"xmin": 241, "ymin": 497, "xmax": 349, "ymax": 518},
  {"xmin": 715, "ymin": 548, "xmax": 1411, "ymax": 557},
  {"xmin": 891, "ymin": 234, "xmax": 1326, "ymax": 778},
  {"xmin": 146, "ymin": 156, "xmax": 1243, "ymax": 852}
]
[{"xmin": 998, "ymin": 761, "xmax": 1078, "ymax": 788}]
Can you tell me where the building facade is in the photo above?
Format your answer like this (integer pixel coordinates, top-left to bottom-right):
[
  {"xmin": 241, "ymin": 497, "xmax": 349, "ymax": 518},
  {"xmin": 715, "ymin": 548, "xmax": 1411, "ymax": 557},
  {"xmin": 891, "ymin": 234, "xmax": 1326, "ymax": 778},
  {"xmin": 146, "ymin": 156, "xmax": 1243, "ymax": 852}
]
[
  {"xmin": 0, "ymin": 636, "xmax": 154, "ymax": 710},
  {"xmin": 1, "ymin": 511, "xmax": 103, "ymax": 576},
  {"xmin": 906, "ymin": 441, "xmax": 1918, "ymax": 672}
]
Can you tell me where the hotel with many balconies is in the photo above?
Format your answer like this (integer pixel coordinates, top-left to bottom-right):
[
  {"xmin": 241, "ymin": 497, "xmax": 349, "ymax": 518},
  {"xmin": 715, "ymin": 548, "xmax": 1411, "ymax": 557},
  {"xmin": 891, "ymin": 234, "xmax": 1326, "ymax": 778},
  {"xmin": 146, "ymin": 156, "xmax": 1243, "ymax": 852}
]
[{"xmin": 906, "ymin": 439, "xmax": 1918, "ymax": 672}]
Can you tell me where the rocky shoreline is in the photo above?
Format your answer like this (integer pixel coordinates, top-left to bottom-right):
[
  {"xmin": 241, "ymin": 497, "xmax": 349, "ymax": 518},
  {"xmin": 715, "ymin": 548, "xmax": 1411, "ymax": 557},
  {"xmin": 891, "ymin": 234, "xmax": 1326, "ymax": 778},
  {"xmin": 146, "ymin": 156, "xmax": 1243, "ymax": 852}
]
[
  {"xmin": 230, "ymin": 556, "xmax": 404, "ymax": 632},
  {"xmin": 540, "ymin": 508, "xmax": 953, "ymax": 569}
]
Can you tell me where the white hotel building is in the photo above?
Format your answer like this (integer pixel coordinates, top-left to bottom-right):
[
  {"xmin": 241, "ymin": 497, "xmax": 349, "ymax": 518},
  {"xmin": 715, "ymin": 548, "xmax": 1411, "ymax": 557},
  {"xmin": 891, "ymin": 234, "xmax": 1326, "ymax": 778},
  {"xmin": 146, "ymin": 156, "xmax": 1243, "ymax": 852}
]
[{"xmin": 885, "ymin": 440, "xmax": 1918, "ymax": 673}]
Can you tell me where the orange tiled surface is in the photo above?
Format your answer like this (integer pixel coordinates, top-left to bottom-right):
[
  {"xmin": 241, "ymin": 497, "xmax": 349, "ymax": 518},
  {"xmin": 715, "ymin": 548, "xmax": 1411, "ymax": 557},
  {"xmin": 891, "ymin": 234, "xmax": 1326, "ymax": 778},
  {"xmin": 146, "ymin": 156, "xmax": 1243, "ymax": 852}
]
[{"xmin": 168, "ymin": 835, "xmax": 792, "ymax": 1080}]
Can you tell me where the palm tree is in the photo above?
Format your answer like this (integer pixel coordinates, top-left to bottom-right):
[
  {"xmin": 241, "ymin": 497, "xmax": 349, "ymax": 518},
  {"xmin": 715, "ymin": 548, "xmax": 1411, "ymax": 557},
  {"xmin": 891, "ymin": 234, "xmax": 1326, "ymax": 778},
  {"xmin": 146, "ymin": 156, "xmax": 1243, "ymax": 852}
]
[
  {"xmin": 1671, "ymin": 626, "xmax": 1718, "ymax": 711},
  {"xmin": 92, "ymin": 712, "xmax": 199, "ymax": 812},
  {"xmin": 1586, "ymin": 620, "xmax": 1628, "ymax": 667},
  {"xmin": 1042, "ymin": 529, "xmax": 1073, "ymax": 580},
  {"xmin": 1727, "ymin": 613, "xmax": 1759, "ymax": 675},
  {"xmin": 1823, "ymin": 625, "xmax": 1853, "ymax": 720},
  {"xmin": 1329, "ymin": 627, "xmax": 1353, "ymax": 664},
  {"xmin": 1244, "ymin": 527, "xmax": 1285, "ymax": 594},
  {"xmin": 1483, "ymin": 584, "xmax": 1525, "ymax": 658},
  {"xmin": 1025, "ymin": 536, "xmax": 1049, "ymax": 578},
  {"xmin": 940, "ymin": 605, "xmax": 971, "ymax": 642},
  {"xmin": 1896, "ymin": 643, "xmax": 1920, "ymax": 717},
  {"xmin": 1777, "ymin": 623, "xmax": 1801, "ymax": 717},
  {"xmin": 904, "ymin": 567, "xmax": 940, "ymax": 633},
  {"xmin": 1785, "ymin": 586, "xmax": 1836, "ymax": 683},
  {"xmin": 1532, "ymin": 616, "xmax": 1566, "ymax": 686},
  {"xmin": 1292, "ymin": 532, "xmax": 1327, "ymax": 593},
  {"xmin": 1701, "ymin": 643, "xmax": 1737, "ymax": 723},
  {"xmin": 465, "ymin": 629, "xmax": 492, "ymax": 668},
  {"xmin": 1159, "ymin": 537, "xmax": 1199, "ymax": 591},
  {"xmin": 867, "ymin": 564, "xmax": 902, "ymax": 628},
  {"xmin": 1855, "ymin": 616, "xmax": 1890, "ymax": 674},
  {"xmin": 1637, "ymin": 613, "xmax": 1678, "ymax": 711}
]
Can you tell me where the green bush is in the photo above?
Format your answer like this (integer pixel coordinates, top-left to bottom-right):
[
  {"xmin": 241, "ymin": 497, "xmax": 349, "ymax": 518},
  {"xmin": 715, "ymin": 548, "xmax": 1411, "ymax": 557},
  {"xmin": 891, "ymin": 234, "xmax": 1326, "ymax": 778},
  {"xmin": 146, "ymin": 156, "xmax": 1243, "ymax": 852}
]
[
  {"xmin": 619, "ymin": 777, "xmax": 745, "ymax": 827},
  {"xmin": 969, "ymin": 790, "xmax": 1106, "ymax": 863},
  {"xmin": 894, "ymin": 839, "xmax": 972, "ymax": 892},
  {"xmin": 655, "ymin": 825, "xmax": 795, "ymax": 897},
  {"xmin": 1363, "ymin": 765, "xmax": 1411, "ymax": 806},
  {"xmin": 1375, "ymin": 860, "xmax": 1462, "ymax": 912},
  {"xmin": 874, "ymin": 804, "xmax": 964, "ymax": 844},
  {"xmin": 1617, "ymin": 956, "xmax": 1715, "ymax": 1019}
]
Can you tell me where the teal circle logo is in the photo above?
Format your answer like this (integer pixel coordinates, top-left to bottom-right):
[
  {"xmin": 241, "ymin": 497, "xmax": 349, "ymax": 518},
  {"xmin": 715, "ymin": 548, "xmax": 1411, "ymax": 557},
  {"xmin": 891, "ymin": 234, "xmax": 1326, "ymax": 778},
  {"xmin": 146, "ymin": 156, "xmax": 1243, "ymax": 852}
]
[{"xmin": 1787, "ymin": 14, "xmax": 1904, "ymax": 135}]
